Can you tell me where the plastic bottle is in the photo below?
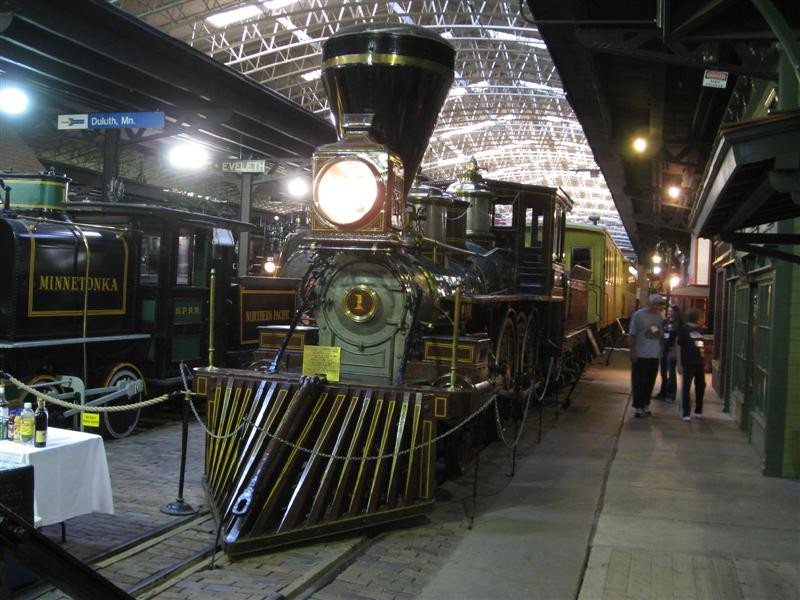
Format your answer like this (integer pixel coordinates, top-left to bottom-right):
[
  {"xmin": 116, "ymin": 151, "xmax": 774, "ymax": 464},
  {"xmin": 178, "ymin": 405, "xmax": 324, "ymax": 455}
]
[
  {"xmin": 0, "ymin": 384, "xmax": 8, "ymax": 440},
  {"xmin": 34, "ymin": 399, "xmax": 48, "ymax": 448},
  {"xmin": 19, "ymin": 402, "xmax": 35, "ymax": 444},
  {"xmin": 0, "ymin": 383, "xmax": 8, "ymax": 420}
]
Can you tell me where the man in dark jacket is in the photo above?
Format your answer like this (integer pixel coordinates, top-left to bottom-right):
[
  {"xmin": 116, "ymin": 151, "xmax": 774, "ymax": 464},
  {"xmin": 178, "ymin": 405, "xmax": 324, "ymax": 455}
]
[{"xmin": 676, "ymin": 307, "xmax": 706, "ymax": 421}]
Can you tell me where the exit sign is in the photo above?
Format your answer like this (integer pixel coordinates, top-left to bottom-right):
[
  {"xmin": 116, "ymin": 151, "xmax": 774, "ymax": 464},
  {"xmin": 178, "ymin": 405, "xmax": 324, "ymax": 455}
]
[
  {"xmin": 702, "ymin": 70, "xmax": 728, "ymax": 89},
  {"xmin": 222, "ymin": 160, "xmax": 266, "ymax": 174}
]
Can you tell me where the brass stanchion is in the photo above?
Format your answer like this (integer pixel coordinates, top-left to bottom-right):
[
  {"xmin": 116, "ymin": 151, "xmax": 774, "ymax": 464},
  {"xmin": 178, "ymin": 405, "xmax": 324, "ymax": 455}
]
[
  {"xmin": 208, "ymin": 268, "xmax": 216, "ymax": 368},
  {"xmin": 449, "ymin": 286, "xmax": 461, "ymax": 391},
  {"xmin": 160, "ymin": 382, "xmax": 198, "ymax": 516}
]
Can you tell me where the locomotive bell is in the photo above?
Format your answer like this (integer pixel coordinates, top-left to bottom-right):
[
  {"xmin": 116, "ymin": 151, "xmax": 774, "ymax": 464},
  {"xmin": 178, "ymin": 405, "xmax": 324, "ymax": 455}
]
[{"xmin": 320, "ymin": 23, "xmax": 455, "ymax": 199}]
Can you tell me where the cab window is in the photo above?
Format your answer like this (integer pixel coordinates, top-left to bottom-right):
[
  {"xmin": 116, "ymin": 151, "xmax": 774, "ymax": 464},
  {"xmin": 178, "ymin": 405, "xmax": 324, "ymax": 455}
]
[
  {"xmin": 524, "ymin": 207, "xmax": 543, "ymax": 248},
  {"xmin": 493, "ymin": 204, "xmax": 513, "ymax": 227},
  {"xmin": 139, "ymin": 234, "xmax": 161, "ymax": 285},
  {"xmin": 572, "ymin": 247, "xmax": 591, "ymax": 270},
  {"xmin": 176, "ymin": 228, "xmax": 210, "ymax": 286}
]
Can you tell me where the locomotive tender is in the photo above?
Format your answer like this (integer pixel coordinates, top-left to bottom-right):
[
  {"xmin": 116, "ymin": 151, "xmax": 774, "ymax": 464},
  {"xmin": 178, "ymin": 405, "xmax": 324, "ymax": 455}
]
[
  {"xmin": 0, "ymin": 171, "xmax": 296, "ymax": 438},
  {"xmin": 195, "ymin": 23, "xmax": 600, "ymax": 558}
]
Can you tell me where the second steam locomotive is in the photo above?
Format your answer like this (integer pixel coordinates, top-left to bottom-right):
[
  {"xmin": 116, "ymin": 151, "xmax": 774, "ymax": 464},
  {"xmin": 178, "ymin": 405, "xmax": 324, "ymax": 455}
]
[{"xmin": 196, "ymin": 23, "xmax": 607, "ymax": 557}]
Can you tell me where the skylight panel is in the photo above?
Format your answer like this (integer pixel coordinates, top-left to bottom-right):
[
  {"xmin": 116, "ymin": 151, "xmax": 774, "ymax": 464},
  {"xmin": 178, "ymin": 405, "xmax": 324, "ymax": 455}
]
[
  {"xmin": 486, "ymin": 29, "xmax": 548, "ymax": 49},
  {"xmin": 206, "ymin": 5, "xmax": 262, "ymax": 28}
]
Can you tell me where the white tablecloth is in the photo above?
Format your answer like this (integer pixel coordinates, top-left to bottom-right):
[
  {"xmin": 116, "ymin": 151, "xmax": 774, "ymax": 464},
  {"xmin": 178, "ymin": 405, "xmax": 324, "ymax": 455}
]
[{"xmin": 0, "ymin": 427, "xmax": 114, "ymax": 526}]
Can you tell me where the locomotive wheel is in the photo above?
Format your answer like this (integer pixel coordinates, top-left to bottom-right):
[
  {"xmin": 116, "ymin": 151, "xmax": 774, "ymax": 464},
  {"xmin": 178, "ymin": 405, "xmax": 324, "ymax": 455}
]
[
  {"xmin": 493, "ymin": 315, "xmax": 518, "ymax": 437},
  {"xmin": 444, "ymin": 427, "xmax": 474, "ymax": 477},
  {"xmin": 493, "ymin": 315, "xmax": 517, "ymax": 397},
  {"xmin": 16, "ymin": 375, "xmax": 68, "ymax": 427},
  {"xmin": 518, "ymin": 313, "xmax": 542, "ymax": 401},
  {"xmin": 101, "ymin": 363, "xmax": 145, "ymax": 439},
  {"xmin": 15, "ymin": 374, "xmax": 58, "ymax": 407}
]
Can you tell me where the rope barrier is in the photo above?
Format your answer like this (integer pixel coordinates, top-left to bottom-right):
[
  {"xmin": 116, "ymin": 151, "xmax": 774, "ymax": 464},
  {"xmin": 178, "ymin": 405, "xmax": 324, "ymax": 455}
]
[{"xmin": 0, "ymin": 372, "xmax": 177, "ymax": 413}]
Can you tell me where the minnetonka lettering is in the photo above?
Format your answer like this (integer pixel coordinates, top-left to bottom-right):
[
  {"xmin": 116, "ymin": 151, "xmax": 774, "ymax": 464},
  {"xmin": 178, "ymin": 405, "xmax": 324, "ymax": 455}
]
[
  {"xmin": 39, "ymin": 275, "xmax": 119, "ymax": 292},
  {"xmin": 246, "ymin": 309, "xmax": 291, "ymax": 322}
]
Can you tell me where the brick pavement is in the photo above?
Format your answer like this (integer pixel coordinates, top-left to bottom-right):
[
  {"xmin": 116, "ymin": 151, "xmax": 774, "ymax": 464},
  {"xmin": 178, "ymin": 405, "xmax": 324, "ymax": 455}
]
[{"xmin": 33, "ymin": 352, "xmax": 796, "ymax": 600}]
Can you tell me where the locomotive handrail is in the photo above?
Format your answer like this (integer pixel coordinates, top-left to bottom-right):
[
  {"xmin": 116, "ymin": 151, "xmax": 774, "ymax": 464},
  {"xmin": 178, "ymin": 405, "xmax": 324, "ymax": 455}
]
[{"xmin": 416, "ymin": 235, "xmax": 510, "ymax": 259}]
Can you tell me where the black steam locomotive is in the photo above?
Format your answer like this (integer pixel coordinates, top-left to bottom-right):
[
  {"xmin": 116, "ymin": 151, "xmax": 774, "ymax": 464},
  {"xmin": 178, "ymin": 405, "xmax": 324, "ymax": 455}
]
[
  {"xmin": 194, "ymin": 23, "xmax": 597, "ymax": 558},
  {"xmin": 0, "ymin": 172, "xmax": 296, "ymax": 438}
]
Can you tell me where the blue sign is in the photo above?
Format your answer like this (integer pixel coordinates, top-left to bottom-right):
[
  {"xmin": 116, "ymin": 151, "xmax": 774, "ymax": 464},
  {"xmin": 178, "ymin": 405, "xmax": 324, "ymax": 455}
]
[{"xmin": 58, "ymin": 112, "xmax": 164, "ymax": 130}]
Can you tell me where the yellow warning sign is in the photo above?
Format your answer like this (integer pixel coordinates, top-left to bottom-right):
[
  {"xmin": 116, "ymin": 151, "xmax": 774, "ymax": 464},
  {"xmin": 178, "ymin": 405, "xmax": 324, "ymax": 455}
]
[
  {"xmin": 82, "ymin": 412, "xmax": 100, "ymax": 428},
  {"xmin": 302, "ymin": 345, "xmax": 341, "ymax": 382}
]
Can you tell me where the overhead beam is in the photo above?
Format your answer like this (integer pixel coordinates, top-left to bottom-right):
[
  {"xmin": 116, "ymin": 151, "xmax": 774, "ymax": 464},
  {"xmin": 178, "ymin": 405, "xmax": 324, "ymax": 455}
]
[
  {"xmin": 575, "ymin": 31, "xmax": 777, "ymax": 79},
  {"xmin": 669, "ymin": 0, "xmax": 730, "ymax": 39},
  {"xmin": 1, "ymin": 0, "xmax": 336, "ymax": 156}
]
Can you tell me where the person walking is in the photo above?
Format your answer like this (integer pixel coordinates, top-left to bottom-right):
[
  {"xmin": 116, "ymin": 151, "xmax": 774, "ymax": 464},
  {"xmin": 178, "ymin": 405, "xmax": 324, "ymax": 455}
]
[
  {"xmin": 653, "ymin": 304, "xmax": 682, "ymax": 402},
  {"xmin": 629, "ymin": 293, "xmax": 665, "ymax": 418},
  {"xmin": 675, "ymin": 307, "xmax": 706, "ymax": 421}
]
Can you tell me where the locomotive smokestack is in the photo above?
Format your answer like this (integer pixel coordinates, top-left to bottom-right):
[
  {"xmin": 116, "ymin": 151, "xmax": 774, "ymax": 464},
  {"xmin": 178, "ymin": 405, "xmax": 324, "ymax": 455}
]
[{"xmin": 321, "ymin": 24, "xmax": 455, "ymax": 197}]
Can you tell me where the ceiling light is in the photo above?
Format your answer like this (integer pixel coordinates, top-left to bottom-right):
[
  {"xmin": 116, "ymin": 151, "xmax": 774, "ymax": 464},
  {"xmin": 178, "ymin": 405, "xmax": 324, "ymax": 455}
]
[
  {"xmin": 167, "ymin": 142, "xmax": 210, "ymax": 170},
  {"xmin": 0, "ymin": 87, "xmax": 29, "ymax": 114},
  {"xmin": 628, "ymin": 265, "xmax": 638, "ymax": 277},
  {"xmin": 669, "ymin": 274, "xmax": 681, "ymax": 289},
  {"xmin": 287, "ymin": 176, "xmax": 308, "ymax": 197},
  {"xmin": 652, "ymin": 253, "xmax": 662, "ymax": 264},
  {"xmin": 206, "ymin": 5, "xmax": 262, "ymax": 28},
  {"xmin": 652, "ymin": 265, "xmax": 662, "ymax": 275},
  {"xmin": 632, "ymin": 137, "xmax": 648, "ymax": 153},
  {"xmin": 667, "ymin": 185, "xmax": 681, "ymax": 199}
]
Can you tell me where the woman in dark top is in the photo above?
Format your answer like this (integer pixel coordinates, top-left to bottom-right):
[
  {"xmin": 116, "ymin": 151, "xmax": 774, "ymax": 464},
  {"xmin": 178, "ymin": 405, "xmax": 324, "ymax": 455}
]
[
  {"xmin": 676, "ymin": 307, "xmax": 706, "ymax": 421},
  {"xmin": 654, "ymin": 304, "xmax": 682, "ymax": 402}
]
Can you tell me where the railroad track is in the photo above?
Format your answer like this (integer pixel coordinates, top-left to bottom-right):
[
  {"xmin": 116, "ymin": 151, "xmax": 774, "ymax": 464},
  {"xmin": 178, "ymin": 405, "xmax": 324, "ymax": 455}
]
[
  {"xmin": 20, "ymin": 509, "xmax": 388, "ymax": 600},
  {"xmin": 20, "ymin": 387, "xmax": 569, "ymax": 599}
]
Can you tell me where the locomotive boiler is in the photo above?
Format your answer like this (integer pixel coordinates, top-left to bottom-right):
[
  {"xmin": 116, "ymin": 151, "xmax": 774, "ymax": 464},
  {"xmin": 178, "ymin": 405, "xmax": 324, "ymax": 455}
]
[{"xmin": 195, "ymin": 23, "xmax": 594, "ymax": 558}]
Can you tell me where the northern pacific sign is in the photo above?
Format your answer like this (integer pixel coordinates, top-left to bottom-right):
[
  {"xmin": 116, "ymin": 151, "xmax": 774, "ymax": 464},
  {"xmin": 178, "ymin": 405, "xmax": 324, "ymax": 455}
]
[{"xmin": 57, "ymin": 112, "xmax": 165, "ymax": 130}]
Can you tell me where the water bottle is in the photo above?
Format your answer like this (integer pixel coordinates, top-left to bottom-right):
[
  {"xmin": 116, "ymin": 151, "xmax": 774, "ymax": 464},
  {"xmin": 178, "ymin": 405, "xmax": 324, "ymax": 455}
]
[
  {"xmin": 0, "ymin": 385, "xmax": 8, "ymax": 440},
  {"xmin": 19, "ymin": 402, "xmax": 35, "ymax": 444}
]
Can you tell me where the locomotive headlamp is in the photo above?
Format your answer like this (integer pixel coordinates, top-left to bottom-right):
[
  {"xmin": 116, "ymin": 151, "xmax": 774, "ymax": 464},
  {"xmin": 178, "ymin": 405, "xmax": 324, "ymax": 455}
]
[{"xmin": 314, "ymin": 159, "xmax": 380, "ymax": 226}]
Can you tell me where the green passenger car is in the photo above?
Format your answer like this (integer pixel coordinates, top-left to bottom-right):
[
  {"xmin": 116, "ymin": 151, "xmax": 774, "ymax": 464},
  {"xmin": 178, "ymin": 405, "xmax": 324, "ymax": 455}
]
[{"xmin": 564, "ymin": 223, "xmax": 633, "ymax": 337}]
